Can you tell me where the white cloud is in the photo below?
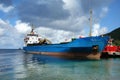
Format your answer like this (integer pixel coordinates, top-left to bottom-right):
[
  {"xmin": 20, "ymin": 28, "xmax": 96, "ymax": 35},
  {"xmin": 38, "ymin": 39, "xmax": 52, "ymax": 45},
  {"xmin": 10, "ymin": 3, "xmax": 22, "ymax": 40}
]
[
  {"xmin": 36, "ymin": 26, "xmax": 87, "ymax": 43},
  {"xmin": 100, "ymin": 7, "xmax": 108, "ymax": 18},
  {"xmin": 92, "ymin": 23, "xmax": 108, "ymax": 36},
  {"xmin": 49, "ymin": 15, "xmax": 88, "ymax": 32},
  {"xmin": 102, "ymin": 7, "xmax": 108, "ymax": 12},
  {"xmin": 0, "ymin": 4, "xmax": 14, "ymax": 13},
  {"xmin": 99, "ymin": 27, "xmax": 108, "ymax": 35},
  {"xmin": 0, "ymin": 19, "xmax": 9, "ymax": 36},
  {"xmin": 0, "ymin": 18, "xmax": 7, "ymax": 24},
  {"xmin": 0, "ymin": 28, "xmax": 4, "ymax": 35},
  {"xmin": 35, "ymin": 27, "xmax": 76, "ymax": 43},
  {"xmin": 15, "ymin": 20, "xmax": 31, "ymax": 34},
  {"xmin": 63, "ymin": 0, "xmax": 82, "ymax": 16},
  {"xmin": 92, "ymin": 24, "xmax": 100, "ymax": 36},
  {"xmin": 16, "ymin": 0, "xmax": 111, "ymax": 35},
  {"xmin": 0, "ymin": 19, "xmax": 25, "ymax": 49}
]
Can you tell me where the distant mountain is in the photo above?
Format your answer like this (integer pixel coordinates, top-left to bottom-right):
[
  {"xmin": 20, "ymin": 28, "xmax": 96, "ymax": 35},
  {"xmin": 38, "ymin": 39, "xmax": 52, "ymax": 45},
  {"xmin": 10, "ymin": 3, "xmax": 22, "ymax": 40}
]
[{"xmin": 105, "ymin": 27, "xmax": 120, "ymax": 45}]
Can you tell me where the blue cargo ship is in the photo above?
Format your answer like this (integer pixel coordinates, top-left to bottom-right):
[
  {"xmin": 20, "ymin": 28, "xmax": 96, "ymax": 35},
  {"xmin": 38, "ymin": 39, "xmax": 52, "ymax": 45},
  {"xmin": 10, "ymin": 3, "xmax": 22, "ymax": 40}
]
[
  {"xmin": 23, "ymin": 28, "xmax": 109, "ymax": 59},
  {"xmin": 23, "ymin": 10, "xmax": 109, "ymax": 59}
]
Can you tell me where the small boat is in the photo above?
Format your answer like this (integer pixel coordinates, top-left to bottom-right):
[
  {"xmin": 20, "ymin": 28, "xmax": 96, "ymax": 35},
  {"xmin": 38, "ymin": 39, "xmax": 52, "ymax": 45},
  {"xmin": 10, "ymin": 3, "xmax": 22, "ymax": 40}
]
[{"xmin": 101, "ymin": 39, "xmax": 120, "ymax": 58}]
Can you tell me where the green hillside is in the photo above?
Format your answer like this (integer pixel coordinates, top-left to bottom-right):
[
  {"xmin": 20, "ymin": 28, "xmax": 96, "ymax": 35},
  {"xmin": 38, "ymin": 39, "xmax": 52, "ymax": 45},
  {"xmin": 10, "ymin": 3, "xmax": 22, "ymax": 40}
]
[{"xmin": 106, "ymin": 27, "xmax": 120, "ymax": 45}]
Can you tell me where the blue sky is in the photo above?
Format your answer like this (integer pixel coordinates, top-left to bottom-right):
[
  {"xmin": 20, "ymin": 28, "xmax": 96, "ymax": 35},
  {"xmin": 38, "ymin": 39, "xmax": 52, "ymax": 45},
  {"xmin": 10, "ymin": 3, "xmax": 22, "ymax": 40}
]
[
  {"xmin": 100, "ymin": 0, "xmax": 120, "ymax": 32},
  {"xmin": 0, "ymin": 0, "xmax": 119, "ymax": 49}
]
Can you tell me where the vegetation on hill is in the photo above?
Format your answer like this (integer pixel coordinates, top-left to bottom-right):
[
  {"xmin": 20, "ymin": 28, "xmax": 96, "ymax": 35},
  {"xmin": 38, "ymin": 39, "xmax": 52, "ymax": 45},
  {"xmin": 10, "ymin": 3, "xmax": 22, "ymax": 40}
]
[{"xmin": 105, "ymin": 27, "xmax": 120, "ymax": 46}]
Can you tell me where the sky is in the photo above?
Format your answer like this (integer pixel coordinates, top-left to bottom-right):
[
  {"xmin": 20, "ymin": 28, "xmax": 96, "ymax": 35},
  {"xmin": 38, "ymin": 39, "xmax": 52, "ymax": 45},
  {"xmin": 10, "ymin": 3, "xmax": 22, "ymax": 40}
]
[{"xmin": 0, "ymin": 0, "xmax": 119, "ymax": 49}]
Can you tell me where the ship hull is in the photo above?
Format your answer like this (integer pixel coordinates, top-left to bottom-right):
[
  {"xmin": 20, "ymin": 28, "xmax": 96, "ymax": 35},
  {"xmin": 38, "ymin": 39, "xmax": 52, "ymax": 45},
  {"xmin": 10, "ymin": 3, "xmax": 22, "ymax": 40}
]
[
  {"xmin": 23, "ymin": 36, "xmax": 109, "ymax": 60},
  {"xmin": 26, "ymin": 51, "xmax": 101, "ymax": 60}
]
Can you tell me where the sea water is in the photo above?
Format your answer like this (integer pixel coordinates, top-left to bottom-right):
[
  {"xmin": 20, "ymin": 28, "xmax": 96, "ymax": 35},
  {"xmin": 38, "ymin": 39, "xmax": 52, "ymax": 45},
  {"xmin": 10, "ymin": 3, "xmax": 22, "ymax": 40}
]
[{"xmin": 0, "ymin": 49, "xmax": 120, "ymax": 80}]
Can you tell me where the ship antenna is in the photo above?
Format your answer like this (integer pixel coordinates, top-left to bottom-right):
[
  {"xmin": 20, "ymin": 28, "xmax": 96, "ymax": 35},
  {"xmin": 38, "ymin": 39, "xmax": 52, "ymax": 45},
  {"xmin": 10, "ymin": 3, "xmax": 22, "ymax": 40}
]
[{"xmin": 89, "ymin": 9, "xmax": 92, "ymax": 37}]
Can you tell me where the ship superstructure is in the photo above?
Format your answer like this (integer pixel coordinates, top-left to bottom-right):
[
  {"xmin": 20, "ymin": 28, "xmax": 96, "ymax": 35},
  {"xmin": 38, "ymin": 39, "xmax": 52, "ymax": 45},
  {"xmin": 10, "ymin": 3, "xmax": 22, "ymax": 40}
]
[{"xmin": 24, "ymin": 28, "xmax": 51, "ymax": 46}]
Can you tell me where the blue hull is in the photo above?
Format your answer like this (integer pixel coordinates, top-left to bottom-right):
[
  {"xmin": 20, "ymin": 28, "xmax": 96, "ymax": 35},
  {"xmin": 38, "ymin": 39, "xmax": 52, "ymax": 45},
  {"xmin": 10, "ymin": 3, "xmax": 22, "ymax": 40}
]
[{"xmin": 23, "ymin": 36, "xmax": 109, "ymax": 53}]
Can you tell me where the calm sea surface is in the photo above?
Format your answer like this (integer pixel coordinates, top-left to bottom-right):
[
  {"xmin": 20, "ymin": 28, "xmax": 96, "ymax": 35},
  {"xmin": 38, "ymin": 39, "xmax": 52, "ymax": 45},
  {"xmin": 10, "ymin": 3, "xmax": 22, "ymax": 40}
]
[{"xmin": 0, "ymin": 49, "xmax": 120, "ymax": 80}]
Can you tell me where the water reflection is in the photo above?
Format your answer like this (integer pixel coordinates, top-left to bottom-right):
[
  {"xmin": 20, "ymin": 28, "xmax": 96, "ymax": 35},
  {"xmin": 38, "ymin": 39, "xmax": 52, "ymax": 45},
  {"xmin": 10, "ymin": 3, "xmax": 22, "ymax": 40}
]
[{"xmin": 0, "ymin": 49, "xmax": 120, "ymax": 80}]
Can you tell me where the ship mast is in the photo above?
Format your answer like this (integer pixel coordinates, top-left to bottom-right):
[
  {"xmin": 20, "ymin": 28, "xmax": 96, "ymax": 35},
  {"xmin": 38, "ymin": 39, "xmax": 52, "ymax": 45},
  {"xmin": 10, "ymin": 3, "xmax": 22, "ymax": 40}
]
[
  {"xmin": 89, "ymin": 9, "xmax": 92, "ymax": 37},
  {"xmin": 30, "ymin": 24, "xmax": 35, "ymax": 34}
]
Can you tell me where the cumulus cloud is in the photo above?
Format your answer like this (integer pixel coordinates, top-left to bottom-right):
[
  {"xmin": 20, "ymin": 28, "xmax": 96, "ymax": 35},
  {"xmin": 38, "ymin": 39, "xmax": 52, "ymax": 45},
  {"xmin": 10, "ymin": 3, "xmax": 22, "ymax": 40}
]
[
  {"xmin": 0, "ymin": 19, "xmax": 26, "ymax": 48},
  {"xmin": 0, "ymin": 28, "xmax": 4, "ymax": 35},
  {"xmin": 15, "ymin": 0, "xmax": 111, "ymax": 32},
  {"xmin": 49, "ymin": 16, "xmax": 88, "ymax": 32},
  {"xmin": 15, "ymin": 20, "xmax": 31, "ymax": 34},
  {"xmin": 0, "ymin": 4, "xmax": 14, "ymax": 13},
  {"xmin": 92, "ymin": 23, "xmax": 108, "ymax": 36},
  {"xmin": 35, "ymin": 27, "xmax": 81, "ymax": 43},
  {"xmin": 63, "ymin": 0, "xmax": 83, "ymax": 16}
]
